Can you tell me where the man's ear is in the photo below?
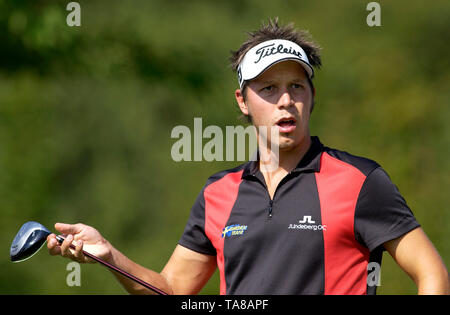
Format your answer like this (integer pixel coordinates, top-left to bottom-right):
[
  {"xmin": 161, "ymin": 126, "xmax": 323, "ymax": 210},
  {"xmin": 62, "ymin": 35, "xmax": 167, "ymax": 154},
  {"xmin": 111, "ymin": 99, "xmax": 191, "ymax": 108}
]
[{"xmin": 235, "ymin": 89, "xmax": 249, "ymax": 116}]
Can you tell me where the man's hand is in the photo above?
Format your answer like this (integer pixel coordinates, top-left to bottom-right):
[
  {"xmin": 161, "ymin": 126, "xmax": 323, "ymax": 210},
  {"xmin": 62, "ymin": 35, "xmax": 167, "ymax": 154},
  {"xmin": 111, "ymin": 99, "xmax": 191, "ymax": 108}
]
[{"xmin": 47, "ymin": 223, "xmax": 112, "ymax": 264}]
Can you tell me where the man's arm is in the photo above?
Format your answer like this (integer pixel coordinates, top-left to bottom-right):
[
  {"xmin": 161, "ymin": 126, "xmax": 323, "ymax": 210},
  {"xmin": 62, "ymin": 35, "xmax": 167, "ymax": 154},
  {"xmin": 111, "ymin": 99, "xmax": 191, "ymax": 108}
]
[
  {"xmin": 108, "ymin": 244, "xmax": 216, "ymax": 295},
  {"xmin": 384, "ymin": 227, "xmax": 449, "ymax": 294},
  {"xmin": 161, "ymin": 245, "xmax": 217, "ymax": 294},
  {"xmin": 48, "ymin": 223, "xmax": 216, "ymax": 295}
]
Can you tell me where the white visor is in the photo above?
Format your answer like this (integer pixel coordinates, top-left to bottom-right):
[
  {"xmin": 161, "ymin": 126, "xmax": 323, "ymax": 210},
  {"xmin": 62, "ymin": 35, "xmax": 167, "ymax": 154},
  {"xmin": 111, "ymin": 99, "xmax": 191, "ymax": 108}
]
[{"xmin": 237, "ymin": 39, "xmax": 314, "ymax": 89}]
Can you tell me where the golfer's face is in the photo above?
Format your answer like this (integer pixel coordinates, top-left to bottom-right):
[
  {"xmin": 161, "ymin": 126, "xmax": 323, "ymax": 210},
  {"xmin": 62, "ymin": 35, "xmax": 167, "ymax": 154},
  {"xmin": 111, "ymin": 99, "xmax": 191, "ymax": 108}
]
[{"xmin": 244, "ymin": 60, "xmax": 313, "ymax": 151}]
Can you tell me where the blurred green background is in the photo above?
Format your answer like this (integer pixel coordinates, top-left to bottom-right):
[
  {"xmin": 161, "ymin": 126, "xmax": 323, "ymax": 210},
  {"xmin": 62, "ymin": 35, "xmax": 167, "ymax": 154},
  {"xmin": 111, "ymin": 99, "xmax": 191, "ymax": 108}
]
[{"xmin": 1, "ymin": 0, "xmax": 448, "ymax": 294}]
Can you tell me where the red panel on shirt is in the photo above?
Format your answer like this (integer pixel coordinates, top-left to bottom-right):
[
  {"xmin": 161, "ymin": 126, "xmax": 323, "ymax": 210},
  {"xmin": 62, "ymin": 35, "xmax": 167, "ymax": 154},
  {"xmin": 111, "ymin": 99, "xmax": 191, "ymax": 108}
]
[
  {"xmin": 204, "ymin": 170, "xmax": 243, "ymax": 295},
  {"xmin": 315, "ymin": 152, "xmax": 370, "ymax": 294}
]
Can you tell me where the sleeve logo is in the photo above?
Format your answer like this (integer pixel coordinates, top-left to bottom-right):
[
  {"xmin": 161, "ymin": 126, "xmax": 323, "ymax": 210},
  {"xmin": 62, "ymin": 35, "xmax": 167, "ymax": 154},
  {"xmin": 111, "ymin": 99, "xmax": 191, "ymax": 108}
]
[{"xmin": 222, "ymin": 224, "xmax": 248, "ymax": 238}]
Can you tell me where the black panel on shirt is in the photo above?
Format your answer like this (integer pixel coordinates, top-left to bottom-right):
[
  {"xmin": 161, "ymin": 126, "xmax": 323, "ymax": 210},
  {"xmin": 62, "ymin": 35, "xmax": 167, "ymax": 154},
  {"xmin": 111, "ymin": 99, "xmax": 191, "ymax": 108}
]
[
  {"xmin": 223, "ymin": 172, "xmax": 325, "ymax": 295},
  {"xmin": 354, "ymin": 167, "xmax": 420, "ymax": 251},
  {"xmin": 178, "ymin": 185, "xmax": 217, "ymax": 256}
]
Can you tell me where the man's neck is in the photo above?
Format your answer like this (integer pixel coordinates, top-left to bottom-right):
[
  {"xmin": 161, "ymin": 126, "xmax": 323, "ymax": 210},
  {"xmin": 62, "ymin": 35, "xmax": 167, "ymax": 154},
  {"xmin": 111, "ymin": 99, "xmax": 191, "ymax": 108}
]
[
  {"xmin": 259, "ymin": 136, "xmax": 312, "ymax": 199},
  {"xmin": 259, "ymin": 135, "xmax": 312, "ymax": 174}
]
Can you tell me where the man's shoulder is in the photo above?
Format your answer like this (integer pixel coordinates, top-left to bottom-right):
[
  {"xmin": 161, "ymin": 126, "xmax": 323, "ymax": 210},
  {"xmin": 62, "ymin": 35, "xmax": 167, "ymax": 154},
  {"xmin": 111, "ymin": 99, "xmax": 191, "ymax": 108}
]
[
  {"xmin": 322, "ymin": 145, "xmax": 381, "ymax": 177},
  {"xmin": 203, "ymin": 162, "xmax": 249, "ymax": 188}
]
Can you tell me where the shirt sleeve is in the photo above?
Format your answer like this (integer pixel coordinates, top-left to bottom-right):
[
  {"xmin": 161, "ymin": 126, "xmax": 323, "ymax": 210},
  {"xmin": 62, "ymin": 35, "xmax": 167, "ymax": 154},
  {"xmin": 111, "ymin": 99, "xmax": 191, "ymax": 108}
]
[
  {"xmin": 354, "ymin": 167, "xmax": 420, "ymax": 251},
  {"xmin": 178, "ymin": 186, "xmax": 216, "ymax": 256}
]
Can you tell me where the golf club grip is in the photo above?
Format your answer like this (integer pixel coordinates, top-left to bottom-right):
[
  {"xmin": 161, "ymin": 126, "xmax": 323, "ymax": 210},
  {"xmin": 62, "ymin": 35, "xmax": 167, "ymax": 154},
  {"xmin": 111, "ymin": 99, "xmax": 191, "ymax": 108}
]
[{"xmin": 57, "ymin": 235, "xmax": 168, "ymax": 295}]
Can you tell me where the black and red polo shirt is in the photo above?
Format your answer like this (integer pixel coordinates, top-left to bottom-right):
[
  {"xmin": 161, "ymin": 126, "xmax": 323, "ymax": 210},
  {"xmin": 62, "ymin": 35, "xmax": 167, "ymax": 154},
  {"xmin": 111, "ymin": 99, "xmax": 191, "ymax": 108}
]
[{"xmin": 178, "ymin": 136, "xmax": 420, "ymax": 295}]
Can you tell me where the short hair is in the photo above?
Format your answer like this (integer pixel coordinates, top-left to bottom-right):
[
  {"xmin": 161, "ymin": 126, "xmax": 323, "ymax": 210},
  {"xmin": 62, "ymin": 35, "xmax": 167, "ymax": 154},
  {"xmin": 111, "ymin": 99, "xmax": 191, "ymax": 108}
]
[
  {"xmin": 230, "ymin": 18, "xmax": 322, "ymax": 122},
  {"xmin": 230, "ymin": 17, "xmax": 322, "ymax": 73}
]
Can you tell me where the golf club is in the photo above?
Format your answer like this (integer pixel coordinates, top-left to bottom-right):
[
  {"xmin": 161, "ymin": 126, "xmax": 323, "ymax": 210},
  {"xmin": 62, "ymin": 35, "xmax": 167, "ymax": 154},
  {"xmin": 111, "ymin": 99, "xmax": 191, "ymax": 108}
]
[{"xmin": 10, "ymin": 221, "xmax": 168, "ymax": 295}]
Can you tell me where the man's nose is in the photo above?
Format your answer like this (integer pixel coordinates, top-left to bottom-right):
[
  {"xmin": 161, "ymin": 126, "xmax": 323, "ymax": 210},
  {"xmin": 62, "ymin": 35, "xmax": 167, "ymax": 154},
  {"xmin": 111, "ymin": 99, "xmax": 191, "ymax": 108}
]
[{"xmin": 277, "ymin": 89, "xmax": 294, "ymax": 108}]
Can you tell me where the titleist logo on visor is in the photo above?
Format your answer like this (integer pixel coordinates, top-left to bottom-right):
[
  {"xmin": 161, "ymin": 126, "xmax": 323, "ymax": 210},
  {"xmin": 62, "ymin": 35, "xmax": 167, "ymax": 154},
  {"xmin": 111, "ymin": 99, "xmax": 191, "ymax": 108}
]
[
  {"xmin": 237, "ymin": 39, "xmax": 313, "ymax": 88},
  {"xmin": 253, "ymin": 43, "xmax": 304, "ymax": 64}
]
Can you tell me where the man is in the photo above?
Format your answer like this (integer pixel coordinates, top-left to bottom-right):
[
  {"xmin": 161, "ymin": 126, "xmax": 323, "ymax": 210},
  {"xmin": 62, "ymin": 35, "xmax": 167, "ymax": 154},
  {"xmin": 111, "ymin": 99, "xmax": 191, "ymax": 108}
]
[{"xmin": 47, "ymin": 18, "xmax": 449, "ymax": 295}]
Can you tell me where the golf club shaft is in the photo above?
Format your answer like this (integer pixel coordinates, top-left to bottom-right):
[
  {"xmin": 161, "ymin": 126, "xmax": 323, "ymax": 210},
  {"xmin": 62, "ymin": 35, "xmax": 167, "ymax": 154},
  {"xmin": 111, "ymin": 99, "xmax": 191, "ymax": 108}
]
[{"xmin": 56, "ymin": 235, "xmax": 168, "ymax": 295}]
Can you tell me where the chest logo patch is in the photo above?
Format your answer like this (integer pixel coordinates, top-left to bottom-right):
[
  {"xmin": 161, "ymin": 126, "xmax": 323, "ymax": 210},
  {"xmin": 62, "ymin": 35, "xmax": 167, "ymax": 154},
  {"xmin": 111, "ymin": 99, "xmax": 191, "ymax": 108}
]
[
  {"xmin": 222, "ymin": 224, "xmax": 248, "ymax": 238},
  {"xmin": 288, "ymin": 215, "xmax": 327, "ymax": 231}
]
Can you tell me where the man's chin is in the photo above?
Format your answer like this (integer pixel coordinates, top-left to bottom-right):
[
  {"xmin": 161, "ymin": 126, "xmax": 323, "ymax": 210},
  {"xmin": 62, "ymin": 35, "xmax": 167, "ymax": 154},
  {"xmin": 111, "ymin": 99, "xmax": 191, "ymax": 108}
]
[
  {"xmin": 278, "ymin": 141, "xmax": 296, "ymax": 151},
  {"xmin": 277, "ymin": 134, "xmax": 308, "ymax": 152}
]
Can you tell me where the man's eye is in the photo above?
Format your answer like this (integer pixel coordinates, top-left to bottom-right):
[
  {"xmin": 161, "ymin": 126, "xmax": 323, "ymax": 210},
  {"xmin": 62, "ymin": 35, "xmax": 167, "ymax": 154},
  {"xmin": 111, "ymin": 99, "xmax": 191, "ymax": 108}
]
[
  {"xmin": 292, "ymin": 84, "xmax": 302, "ymax": 89},
  {"xmin": 262, "ymin": 85, "xmax": 273, "ymax": 92}
]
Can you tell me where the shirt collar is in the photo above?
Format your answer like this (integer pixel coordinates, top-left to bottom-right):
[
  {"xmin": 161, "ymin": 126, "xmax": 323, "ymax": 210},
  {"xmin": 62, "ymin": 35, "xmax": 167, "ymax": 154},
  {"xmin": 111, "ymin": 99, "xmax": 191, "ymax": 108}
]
[{"xmin": 242, "ymin": 136, "xmax": 324, "ymax": 179}]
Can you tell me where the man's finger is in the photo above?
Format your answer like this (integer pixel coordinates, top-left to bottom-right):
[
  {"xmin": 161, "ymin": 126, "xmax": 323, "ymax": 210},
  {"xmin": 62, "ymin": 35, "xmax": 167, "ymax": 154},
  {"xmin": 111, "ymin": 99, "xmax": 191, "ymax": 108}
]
[
  {"xmin": 60, "ymin": 234, "xmax": 74, "ymax": 257},
  {"xmin": 73, "ymin": 240, "xmax": 85, "ymax": 263},
  {"xmin": 54, "ymin": 223, "xmax": 82, "ymax": 235},
  {"xmin": 47, "ymin": 234, "xmax": 61, "ymax": 256}
]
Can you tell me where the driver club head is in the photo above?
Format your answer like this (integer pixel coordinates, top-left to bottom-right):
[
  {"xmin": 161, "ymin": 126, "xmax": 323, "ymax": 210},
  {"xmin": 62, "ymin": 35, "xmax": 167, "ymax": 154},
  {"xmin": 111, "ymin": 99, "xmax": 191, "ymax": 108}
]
[{"xmin": 10, "ymin": 221, "xmax": 52, "ymax": 262}]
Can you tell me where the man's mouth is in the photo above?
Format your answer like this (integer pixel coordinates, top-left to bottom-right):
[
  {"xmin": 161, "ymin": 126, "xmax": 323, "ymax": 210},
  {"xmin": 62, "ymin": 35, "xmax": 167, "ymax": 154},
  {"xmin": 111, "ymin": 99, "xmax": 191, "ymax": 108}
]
[{"xmin": 276, "ymin": 117, "xmax": 297, "ymax": 133}]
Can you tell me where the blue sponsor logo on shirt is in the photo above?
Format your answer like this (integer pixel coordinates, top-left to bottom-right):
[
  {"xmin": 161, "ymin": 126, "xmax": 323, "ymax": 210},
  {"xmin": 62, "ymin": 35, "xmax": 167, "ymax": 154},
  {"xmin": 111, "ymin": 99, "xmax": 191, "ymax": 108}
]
[{"xmin": 222, "ymin": 224, "xmax": 248, "ymax": 238}]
